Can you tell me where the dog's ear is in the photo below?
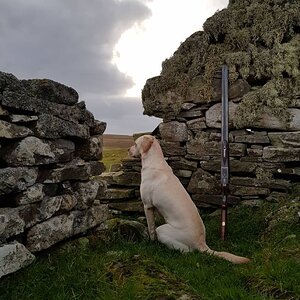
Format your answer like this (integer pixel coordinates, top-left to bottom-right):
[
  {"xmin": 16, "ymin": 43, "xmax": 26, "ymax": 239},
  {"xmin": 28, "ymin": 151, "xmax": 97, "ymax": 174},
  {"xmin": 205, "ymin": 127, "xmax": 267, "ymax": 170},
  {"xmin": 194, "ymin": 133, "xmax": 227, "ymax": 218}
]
[{"xmin": 141, "ymin": 135, "xmax": 154, "ymax": 154}]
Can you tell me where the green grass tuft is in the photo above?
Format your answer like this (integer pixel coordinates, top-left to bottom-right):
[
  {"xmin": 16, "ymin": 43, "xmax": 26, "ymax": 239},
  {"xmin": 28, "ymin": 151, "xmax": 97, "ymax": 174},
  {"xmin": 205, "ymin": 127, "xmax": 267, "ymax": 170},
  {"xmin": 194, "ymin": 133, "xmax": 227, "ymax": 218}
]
[{"xmin": 1, "ymin": 203, "xmax": 299, "ymax": 300}]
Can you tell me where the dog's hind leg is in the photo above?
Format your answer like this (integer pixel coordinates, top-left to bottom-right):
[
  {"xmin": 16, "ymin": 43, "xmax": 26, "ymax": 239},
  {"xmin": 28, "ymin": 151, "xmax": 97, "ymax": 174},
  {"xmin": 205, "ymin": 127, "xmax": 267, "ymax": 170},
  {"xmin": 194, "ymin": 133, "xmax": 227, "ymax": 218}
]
[{"xmin": 156, "ymin": 224, "xmax": 190, "ymax": 252}]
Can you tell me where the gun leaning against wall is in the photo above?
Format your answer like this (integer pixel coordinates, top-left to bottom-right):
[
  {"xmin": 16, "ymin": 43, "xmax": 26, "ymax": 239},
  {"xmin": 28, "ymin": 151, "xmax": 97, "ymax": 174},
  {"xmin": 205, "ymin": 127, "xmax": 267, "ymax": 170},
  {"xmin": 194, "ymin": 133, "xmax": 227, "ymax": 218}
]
[{"xmin": 220, "ymin": 65, "xmax": 229, "ymax": 241}]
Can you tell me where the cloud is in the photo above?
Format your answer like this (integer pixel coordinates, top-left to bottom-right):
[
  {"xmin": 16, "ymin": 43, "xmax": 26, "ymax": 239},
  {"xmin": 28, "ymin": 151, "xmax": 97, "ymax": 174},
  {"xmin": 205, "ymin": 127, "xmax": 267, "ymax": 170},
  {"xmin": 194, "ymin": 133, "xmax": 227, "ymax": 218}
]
[
  {"xmin": 83, "ymin": 93, "xmax": 161, "ymax": 135},
  {"xmin": 0, "ymin": 0, "xmax": 158, "ymax": 135},
  {"xmin": 0, "ymin": 0, "xmax": 151, "ymax": 94}
]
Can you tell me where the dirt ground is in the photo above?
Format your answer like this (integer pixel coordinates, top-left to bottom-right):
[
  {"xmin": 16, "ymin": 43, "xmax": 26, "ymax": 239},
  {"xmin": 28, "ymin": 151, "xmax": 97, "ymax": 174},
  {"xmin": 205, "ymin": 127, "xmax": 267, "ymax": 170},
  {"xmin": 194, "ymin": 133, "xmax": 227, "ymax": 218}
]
[{"xmin": 103, "ymin": 134, "xmax": 134, "ymax": 149}]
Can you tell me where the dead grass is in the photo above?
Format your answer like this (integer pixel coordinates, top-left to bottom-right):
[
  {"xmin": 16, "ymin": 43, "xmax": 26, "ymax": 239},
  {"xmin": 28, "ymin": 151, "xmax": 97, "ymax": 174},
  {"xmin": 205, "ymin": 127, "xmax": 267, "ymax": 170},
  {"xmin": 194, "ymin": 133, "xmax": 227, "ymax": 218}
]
[{"xmin": 103, "ymin": 134, "xmax": 134, "ymax": 149}]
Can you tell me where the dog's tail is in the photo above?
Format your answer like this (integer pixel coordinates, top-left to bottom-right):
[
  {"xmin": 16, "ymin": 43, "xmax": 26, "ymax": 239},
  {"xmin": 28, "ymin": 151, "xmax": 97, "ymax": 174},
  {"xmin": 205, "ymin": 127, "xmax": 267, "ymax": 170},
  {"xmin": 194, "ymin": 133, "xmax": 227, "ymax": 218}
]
[{"xmin": 199, "ymin": 246, "xmax": 250, "ymax": 264}]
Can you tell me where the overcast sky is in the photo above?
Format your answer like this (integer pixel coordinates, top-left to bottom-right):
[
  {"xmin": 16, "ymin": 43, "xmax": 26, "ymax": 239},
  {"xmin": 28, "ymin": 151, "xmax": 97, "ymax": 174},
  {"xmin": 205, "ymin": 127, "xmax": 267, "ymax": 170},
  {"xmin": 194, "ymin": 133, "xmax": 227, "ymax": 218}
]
[{"xmin": 0, "ymin": 0, "xmax": 228, "ymax": 135}]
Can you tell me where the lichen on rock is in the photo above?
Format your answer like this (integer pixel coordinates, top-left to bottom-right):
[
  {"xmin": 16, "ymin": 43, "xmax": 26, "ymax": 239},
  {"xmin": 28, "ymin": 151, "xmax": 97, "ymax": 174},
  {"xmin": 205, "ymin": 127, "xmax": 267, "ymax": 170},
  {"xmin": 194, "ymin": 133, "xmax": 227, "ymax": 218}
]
[{"xmin": 142, "ymin": 0, "xmax": 300, "ymax": 128}]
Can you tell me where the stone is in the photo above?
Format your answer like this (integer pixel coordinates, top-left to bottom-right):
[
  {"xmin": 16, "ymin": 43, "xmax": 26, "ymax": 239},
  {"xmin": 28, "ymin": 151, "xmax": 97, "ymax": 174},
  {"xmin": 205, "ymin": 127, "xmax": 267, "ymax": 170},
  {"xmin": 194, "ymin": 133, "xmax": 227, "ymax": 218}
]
[
  {"xmin": 0, "ymin": 167, "xmax": 38, "ymax": 195},
  {"xmin": 103, "ymin": 218, "xmax": 149, "ymax": 242},
  {"xmin": 75, "ymin": 135, "xmax": 103, "ymax": 161},
  {"xmin": 167, "ymin": 157, "xmax": 198, "ymax": 171},
  {"xmin": 253, "ymin": 108, "xmax": 300, "ymax": 131},
  {"xmin": 26, "ymin": 205, "xmax": 109, "ymax": 252},
  {"xmin": 57, "ymin": 194, "xmax": 78, "ymax": 212},
  {"xmin": 0, "ymin": 105, "xmax": 8, "ymax": 116},
  {"xmin": 98, "ymin": 188, "xmax": 136, "ymax": 201},
  {"xmin": 0, "ymin": 208, "xmax": 25, "ymax": 242},
  {"xmin": 228, "ymin": 79, "xmax": 251, "ymax": 100},
  {"xmin": 230, "ymin": 177, "xmax": 290, "ymax": 192},
  {"xmin": 187, "ymin": 169, "xmax": 220, "ymax": 194},
  {"xmin": 268, "ymin": 131, "xmax": 300, "ymax": 147},
  {"xmin": 200, "ymin": 160, "xmax": 283, "ymax": 175},
  {"xmin": 230, "ymin": 143, "xmax": 247, "ymax": 157},
  {"xmin": 99, "ymin": 171, "xmax": 141, "ymax": 187},
  {"xmin": 159, "ymin": 121, "xmax": 188, "ymax": 142},
  {"xmin": 206, "ymin": 101, "xmax": 238, "ymax": 128},
  {"xmin": 276, "ymin": 167, "xmax": 300, "ymax": 176},
  {"xmin": 17, "ymin": 197, "xmax": 64, "ymax": 228},
  {"xmin": 95, "ymin": 179, "xmax": 108, "ymax": 199},
  {"xmin": 90, "ymin": 120, "xmax": 107, "ymax": 135},
  {"xmin": 0, "ymin": 71, "xmax": 19, "ymax": 92},
  {"xmin": 265, "ymin": 192, "xmax": 288, "ymax": 202},
  {"xmin": 192, "ymin": 194, "xmax": 240, "ymax": 207},
  {"xmin": 187, "ymin": 138, "xmax": 246, "ymax": 159},
  {"xmin": 33, "ymin": 114, "xmax": 89, "ymax": 139},
  {"xmin": 234, "ymin": 131, "xmax": 270, "ymax": 144},
  {"xmin": 72, "ymin": 205, "xmax": 109, "ymax": 235},
  {"xmin": 186, "ymin": 118, "xmax": 207, "ymax": 131},
  {"xmin": 180, "ymin": 107, "xmax": 204, "ymax": 118},
  {"xmin": 108, "ymin": 201, "xmax": 144, "ymax": 213},
  {"xmin": 173, "ymin": 169, "xmax": 193, "ymax": 178},
  {"xmin": 180, "ymin": 102, "xmax": 196, "ymax": 110},
  {"xmin": 0, "ymin": 242, "xmax": 35, "ymax": 278},
  {"xmin": 26, "ymin": 214, "xmax": 74, "ymax": 252},
  {"xmin": 9, "ymin": 114, "xmax": 38, "ymax": 123},
  {"xmin": 230, "ymin": 185, "xmax": 270, "ymax": 196},
  {"xmin": 0, "ymin": 137, "xmax": 75, "ymax": 166},
  {"xmin": 185, "ymin": 76, "xmax": 210, "ymax": 103},
  {"xmin": 240, "ymin": 200, "xmax": 263, "ymax": 207},
  {"xmin": 187, "ymin": 139, "xmax": 220, "ymax": 159},
  {"xmin": 25, "ymin": 78, "xmax": 79, "ymax": 105},
  {"xmin": 72, "ymin": 180, "xmax": 99, "ymax": 209},
  {"xmin": 142, "ymin": 77, "xmax": 184, "ymax": 118},
  {"xmin": 160, "ymin": 141, "xmax": 186, "ymax": 156},
  {"xmin": 110, "ymin": 164, "xmax": 122, "ymax": 172},
  {"xmin": 2, "ymin": 90, "xmax": 93, "ymax": 126},
  {"xmin": 0, "ymin": 120, "xmax": 33, "ymax": 139},
  {"xmin": 14, "ymin": 183, "xmax": 45, "ymax": 205},
  {"xmin": 5, "ymin": 193, "xmax": 70, "ymax": 231},
  {"xmin": 121, "ymin": 158, "xmax": 142, "ymax": 171},
  {"xmin": 38, "ymin": 159, "xmax": 105, "ymax": 183},
  {"xmin": 263, "ymin": 146, "xmax": 300, "ymax": 162},
  {"xmin": 247, "ymin": 148, "xmax": 263, "ymax": 157},
  {"xmin": 186, "ymin": 78, "xmax": 250, "ymax": 104},
  {"xmin": 289, "ymin": 99, "xmax": 300, "ymax": 108},
  {"xmin": 264, "ymin": 201, "xmax": 300, "ymax": 234}
]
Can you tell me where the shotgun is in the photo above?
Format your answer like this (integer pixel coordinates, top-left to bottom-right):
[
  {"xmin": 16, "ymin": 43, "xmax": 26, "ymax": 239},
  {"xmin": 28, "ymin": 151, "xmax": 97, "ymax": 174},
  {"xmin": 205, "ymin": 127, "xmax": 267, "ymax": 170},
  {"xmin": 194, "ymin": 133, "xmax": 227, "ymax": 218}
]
[{"xmin": 221, "ymin": 65, "xmax": 229, "ymax": 241}]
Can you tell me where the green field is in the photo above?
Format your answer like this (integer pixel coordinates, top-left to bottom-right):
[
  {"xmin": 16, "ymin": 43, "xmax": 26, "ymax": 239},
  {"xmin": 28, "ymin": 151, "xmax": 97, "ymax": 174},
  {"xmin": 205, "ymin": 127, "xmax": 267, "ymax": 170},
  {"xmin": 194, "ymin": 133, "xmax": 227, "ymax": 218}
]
[
  {"xmin": 1, "ymin": 199, "xmax": 299, "ymax": 300},
  {"xmin": 102, "ymin": 134, "xmax": 134, "ymax": 172},
  {"xmin": 102, "ymin": 148, "xmax": 129, "ymax": 172}
]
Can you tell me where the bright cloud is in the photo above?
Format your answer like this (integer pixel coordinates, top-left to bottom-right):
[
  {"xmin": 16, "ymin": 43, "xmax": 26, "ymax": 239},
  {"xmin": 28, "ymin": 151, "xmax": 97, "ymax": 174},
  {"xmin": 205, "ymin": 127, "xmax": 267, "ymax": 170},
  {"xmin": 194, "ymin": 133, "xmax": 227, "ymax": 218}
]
[{"xmin": 112, "ymin": 0, "xmax": 228, "ymax": 97}]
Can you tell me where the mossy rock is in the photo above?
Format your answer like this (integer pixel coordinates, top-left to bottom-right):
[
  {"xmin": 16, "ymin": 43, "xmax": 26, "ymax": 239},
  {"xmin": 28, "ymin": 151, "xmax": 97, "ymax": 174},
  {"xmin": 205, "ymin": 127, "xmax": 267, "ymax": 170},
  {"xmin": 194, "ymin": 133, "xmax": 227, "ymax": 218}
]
[
  {"xmin": 142, "ymin": 0, "xmax": 300, "ymax": 128},
  {"xmin": 262, "ymin": 199, "xmax": 300, "ymax": 246},
  {"xmin": 95, "ymin": 218, "xmax": 149, "ymax": 243}
]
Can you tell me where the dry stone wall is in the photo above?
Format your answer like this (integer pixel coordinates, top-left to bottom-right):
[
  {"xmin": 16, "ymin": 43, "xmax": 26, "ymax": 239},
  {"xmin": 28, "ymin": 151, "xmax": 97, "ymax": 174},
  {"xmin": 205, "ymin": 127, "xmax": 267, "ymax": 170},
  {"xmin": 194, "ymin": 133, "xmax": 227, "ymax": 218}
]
[
  {"xmin": 0, "ymin": 71, "xmax": 108, "ymax": 278},
  {"xmin": 154, "ymin": 98, "xmax": 299, "ymax": 208},
  {"xmin": 99, "ymin": 0, "xmax": 300, "ymax": 215},
  {"xmin": 96, "ymin": 158, "xmax": 143, "ymax": 215},
  {"xmin": 140, "ymin": 0, "xmax": 300, "ymax": 209}
]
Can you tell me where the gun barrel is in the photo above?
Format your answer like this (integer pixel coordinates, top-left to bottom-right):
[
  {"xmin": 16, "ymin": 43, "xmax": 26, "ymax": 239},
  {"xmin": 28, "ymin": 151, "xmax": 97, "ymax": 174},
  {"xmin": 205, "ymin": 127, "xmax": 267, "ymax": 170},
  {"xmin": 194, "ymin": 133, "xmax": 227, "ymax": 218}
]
[{"xmin": 220, "ymin": 65, "xmax": 229, "ymax": 241}]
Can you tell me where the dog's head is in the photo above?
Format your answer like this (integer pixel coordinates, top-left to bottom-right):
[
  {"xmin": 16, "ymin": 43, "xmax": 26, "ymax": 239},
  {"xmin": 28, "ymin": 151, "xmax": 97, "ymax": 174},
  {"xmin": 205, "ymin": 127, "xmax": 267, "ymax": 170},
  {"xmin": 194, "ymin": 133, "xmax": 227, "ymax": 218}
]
[{"xmin": 128, "ymin": 135, "xmax": 155, "ymax": 158}]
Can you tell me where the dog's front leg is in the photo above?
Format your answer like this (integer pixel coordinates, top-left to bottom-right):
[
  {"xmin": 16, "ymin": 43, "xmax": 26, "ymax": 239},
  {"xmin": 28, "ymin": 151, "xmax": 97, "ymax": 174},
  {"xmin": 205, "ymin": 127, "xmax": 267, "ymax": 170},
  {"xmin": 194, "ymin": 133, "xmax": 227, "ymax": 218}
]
[{"xmin": 144, "ymin": 206, "xmax": 156, "ymax": 241}]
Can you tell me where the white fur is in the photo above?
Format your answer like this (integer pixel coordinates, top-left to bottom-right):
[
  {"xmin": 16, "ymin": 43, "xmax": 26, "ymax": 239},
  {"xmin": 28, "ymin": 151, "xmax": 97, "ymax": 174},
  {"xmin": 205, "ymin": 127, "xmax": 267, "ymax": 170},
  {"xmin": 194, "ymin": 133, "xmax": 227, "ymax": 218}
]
[{"xmin": 129, "ymin": 135, "xmax": 250, "ymax": 264}]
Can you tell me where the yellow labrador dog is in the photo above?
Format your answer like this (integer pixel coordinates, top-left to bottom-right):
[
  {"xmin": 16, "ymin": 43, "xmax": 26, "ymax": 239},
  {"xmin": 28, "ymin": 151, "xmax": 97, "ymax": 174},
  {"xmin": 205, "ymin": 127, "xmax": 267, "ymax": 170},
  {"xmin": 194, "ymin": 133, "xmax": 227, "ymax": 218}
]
[{"xmin": 129, "ymin": 135, "xmax": 250, "ymax": 264}]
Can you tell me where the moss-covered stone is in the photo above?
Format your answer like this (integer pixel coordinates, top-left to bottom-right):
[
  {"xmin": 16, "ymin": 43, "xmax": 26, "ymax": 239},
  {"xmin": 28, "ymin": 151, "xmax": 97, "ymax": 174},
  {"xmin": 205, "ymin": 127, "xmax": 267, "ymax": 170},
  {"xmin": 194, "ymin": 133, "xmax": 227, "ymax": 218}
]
[{"xmin": 142, "ymin": 0, "xmax": 300, "ymax": 128}]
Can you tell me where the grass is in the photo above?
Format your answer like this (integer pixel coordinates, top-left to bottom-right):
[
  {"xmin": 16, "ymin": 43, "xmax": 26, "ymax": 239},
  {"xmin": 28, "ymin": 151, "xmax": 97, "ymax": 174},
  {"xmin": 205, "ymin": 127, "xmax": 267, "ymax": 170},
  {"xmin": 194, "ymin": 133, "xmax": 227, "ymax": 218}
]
[
  {"xmin": 1, "ymin": 202, "xmax": 299, "ymax": 300},
  {"xmin": 101, "ymin": 134, "xmax": 134, "ymax": 172},
  {"xmin": 102, "ymin": 148, "xmax": 129, "ymax": 172}
]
